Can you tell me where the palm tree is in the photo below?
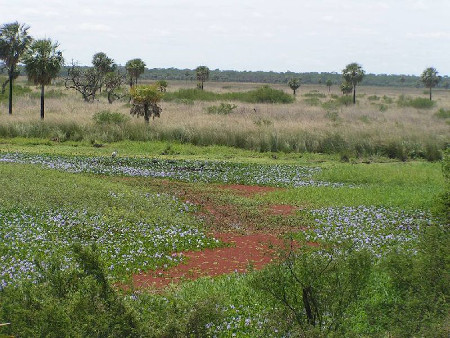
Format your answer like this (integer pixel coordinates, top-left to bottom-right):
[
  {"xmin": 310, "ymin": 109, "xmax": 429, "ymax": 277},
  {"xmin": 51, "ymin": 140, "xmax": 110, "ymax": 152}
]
[
  {"xmin": 342, "ymin": 62, "xmax": 365, "ymax": 104},
  {"xmin": 326, "ymin": 79, "xmax": 333, "ymax": 93},
  {"xmin": 421, "ymin": 67, "xmax": 441, "ymax": 101},
  {"xmin": 23, "ymin": 39, "xmax": 64, "ymax": 119},
  {"xmin": 125, "ymin": 58, "xmax": 146, "ymax": 88},
  {"xmin": 288, "ymin": 78, "xmax": 301, "ymax": 95},
  {"xmin": 0, "ymin": 21, "xmax": 33, "ymax": 115},
  {"xmin": 195, "ymin": 66, "xmax": 209, "ymax": 90}
]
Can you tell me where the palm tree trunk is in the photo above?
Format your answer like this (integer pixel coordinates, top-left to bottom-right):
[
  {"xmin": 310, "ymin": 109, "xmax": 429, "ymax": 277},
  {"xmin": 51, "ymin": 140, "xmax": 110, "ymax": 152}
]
[
  {"xmin": 144, "ymin": 103, "xmax": 150, "ymax": 123},
  {"xmin": 8, "ymin": 74, "xmax": 13, "ymax": 115},
  {"xmin": 353, "ymin": 85, "xmax": 356, "ymax": 104},
  {"xmin": 40, "ymin": 84, "xmax": 45, "ymax": 120},
  {"xmin": 429, "ymin": 87, "xmax": 432, "ymax": 101}
]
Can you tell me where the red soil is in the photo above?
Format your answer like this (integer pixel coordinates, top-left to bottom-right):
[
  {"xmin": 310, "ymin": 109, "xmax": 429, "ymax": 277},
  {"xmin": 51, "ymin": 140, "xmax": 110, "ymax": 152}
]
[
  {"xmin": 268, "ymin": 204, "xmax": 297, "ymax": 215},
  {"xmin": 133, "ymin": 233, "xmax": 295, "ymax": 289},
  {"xmin": 219, "ymin": 184, "xmax": 280, "ymax": 196}
]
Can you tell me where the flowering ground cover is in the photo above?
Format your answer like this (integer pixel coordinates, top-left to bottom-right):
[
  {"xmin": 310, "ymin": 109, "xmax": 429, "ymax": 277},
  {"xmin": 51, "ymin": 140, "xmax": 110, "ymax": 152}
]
[
  {"xmin": 299, "ymin": 206, "xmax": 434, "ymax": 256},
  {"xmin": 0, "ymin": 152, "xmax": 344, "ymax": 187},
  {"xmin": 0, "ymin": 192, "xmax": 219, "ymax": 290}
]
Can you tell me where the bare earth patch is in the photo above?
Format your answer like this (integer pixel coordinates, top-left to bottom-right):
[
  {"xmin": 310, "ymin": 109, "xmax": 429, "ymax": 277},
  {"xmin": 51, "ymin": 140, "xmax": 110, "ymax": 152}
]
[
  {"xmin": 268, "ymin": 204, "xmax": 297, "ymax": 215},
  {"xmin": 218, "ymin": 184, "xmax": 281, "ymax": 196},
  {"xmin": 133, "ymin": 232, "xmax": 293, "ymax": 289}
]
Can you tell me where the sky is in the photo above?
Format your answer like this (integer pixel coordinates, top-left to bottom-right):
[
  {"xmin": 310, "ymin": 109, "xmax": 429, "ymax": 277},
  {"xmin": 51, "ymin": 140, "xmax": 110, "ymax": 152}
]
[{"xmin": 2, "ymin": 0, "xmax": 449, "ymax": 75}]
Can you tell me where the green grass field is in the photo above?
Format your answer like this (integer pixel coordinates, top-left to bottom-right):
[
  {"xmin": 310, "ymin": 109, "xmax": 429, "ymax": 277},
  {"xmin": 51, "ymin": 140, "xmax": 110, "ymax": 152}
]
[{"xmin": 0, "ymin": 79, "xmax": 448, "ymax": 336}]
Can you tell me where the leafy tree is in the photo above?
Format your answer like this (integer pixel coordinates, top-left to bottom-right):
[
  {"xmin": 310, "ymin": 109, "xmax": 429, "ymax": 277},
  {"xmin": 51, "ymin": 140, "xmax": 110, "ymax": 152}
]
[
  {"xmin": 421, "ymin": 67, "xmax": 441, "ymax": 100},
  {"xmin": 125, "ymin": 58, "xmax": 146, "ymax": 88},
  {"xmin": 156, "ymin": 80, "xmax": 168, "ymax": 92},
  {"xmin": 342, "ymin": 62, "xmax": 365, "ymax": 104},
  {"xmin": 65, "ymin": 52, "xmax": 118, "ymax": 102},
  {"xmin": 0, "ymin": 21, "xmax": 33, "ymax": 115},
  {"xmin": 103, "ymin": 70, "xmax": 125, "ymax": 104},
  {"xmin": 288, "ymin": 78, "xmax": 301, "ymax": 95},
  {"xmin": 92, "ymin": 52, "xmax": 115, "ymax": 92},
  {"xmin": 23, "ymin": 39, "xmax": 64, "ymax": 119},
  {"xmin": 130, "ymin": 85, "xmax": 163, "ymax": 123},
  {"xmin": 340, "ymin": 81, "xmax": 353, "ymax": 95},
  {"xmin": 326, "ymin": 79, "xmax": 332, "ymax": 93},
  {"xmin": 195, "ymin": 65, "xmax": 209, "ymax": 90}
]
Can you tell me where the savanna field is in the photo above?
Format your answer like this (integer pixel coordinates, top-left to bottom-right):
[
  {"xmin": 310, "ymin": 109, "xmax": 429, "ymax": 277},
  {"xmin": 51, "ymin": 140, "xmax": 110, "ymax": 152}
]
[{"xmin": 0, "ymin": 79, "xmax": 449, "ymax": 336}]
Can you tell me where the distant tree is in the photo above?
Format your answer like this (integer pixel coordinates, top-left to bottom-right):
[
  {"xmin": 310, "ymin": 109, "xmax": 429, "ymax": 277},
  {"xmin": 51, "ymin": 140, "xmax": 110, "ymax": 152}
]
[
  {"xmin": 288, "ymin": 78, "xmax": 301, "ymax": 95},
  {"xmin": 342, "ymin": 62, "xmax": 365, "ymax": 104},
  {"xmin": 104, "ymin": 70, "xmax": 125, "ymax": 104},
  {"xmin": 125, "ymin": 58, "xmax": 146, "ymax": 88},
  {"xmin": 0, "ymin": 21, "xmax": 33, "ymax": 115},
  {"xmin": 65, "ymin": 52, "xmax": 118, "ymax": 102},
  {"xmin": 421, "ymin": 67, "xmax": 441, "ymax": 100},
  {"xmin": 92, "ymin": 52, "xmax": 115, "ymax": 92},
  {"xmin": 443, "ymin": 81, "xmax": 450, "ymax": 90},
  {"xmin": 340, "ymin": 81, "xmax": 353, "ymax": 95},
  {"xmin": 326, "ymin": 79, "xmax": 332, "ymax": 93},
  {"xmin": 130, "ymin": 85, "xmax": 163, "ymax": 123},
  {"xmin": 400, "ymin": 75, "xmax": 406, "ymax": 86},
  {"xmin": 195, "ymin": 66, "xmax": 209, "ymax": 90},
  {"xmin": 23, "ymin": 39, "xmax": 64, "ymax": 119},
  {"xmin": 65, "ymin": 62, "xmax": 101, "ymax": 102},
  {"xmin": 156, "ymin": 80, "xmax": 167, "ymax": 92}
]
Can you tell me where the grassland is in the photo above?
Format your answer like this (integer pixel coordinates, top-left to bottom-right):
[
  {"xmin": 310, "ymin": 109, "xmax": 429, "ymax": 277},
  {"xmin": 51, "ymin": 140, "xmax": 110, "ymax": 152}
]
[
  {"xmin": 0, "ymin": 78, "xmax": 448, "ymax": 160},
  {"xmin": 0, "ymin": 79, "xmax": 448, "ymax": 336}
]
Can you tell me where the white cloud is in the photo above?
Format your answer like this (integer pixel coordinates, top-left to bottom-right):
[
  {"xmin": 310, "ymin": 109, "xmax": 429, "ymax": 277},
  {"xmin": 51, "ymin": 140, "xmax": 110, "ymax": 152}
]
[{"xmin": 79, "ymin": 23, "xmax": 112, "ymax": 32}]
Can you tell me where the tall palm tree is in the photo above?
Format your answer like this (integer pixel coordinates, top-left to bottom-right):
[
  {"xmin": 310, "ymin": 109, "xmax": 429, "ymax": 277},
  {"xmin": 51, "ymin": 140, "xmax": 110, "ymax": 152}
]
[
  {"xmin": 421, "ymin": 67, "xmax": 441, "ymax": 101},
  {"xmin": 125, "ymin": 58, "xmax": 146, "ymax": 88},
  {"xmin": 0, "ymin": 21, "xmax": 33, "ymax": 115},
  {"xmin": 342, "ymin": 62, "xmax": 365, "ymax": 104},
  {"xmin": 195, "ymin": 66, "xmax": 209, "ymax": 90},
  {"xmin": 23, "ymin": 39, "xmax": 64, "ymax": 119}
]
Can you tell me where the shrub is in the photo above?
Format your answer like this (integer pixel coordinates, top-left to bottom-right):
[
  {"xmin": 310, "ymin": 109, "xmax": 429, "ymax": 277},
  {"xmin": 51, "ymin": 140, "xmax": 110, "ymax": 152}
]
[
  {"xmin": 206, "ymin": 103, "xmax": 237, "ymax": 115},
  {"xmin": 93, "ymin": 110, "xmax": 129, "ymax": 125},
  {"xmin": 368, "ymin": 95, "xmax": 380, "ymax": 101},
  {"xmin": 397, "ymin": 95, "xmax": 435, "ymax": 109},
  {"xmin": 243, "ymin": 85, "xmax": 294, "ymax": 104},
  {"xmin": 302, "ymin": 97, "xmax": 321, "ymax": 106},
  {"xmin": 435, "ymin": 108, "xmax": 450, "ymax": 119},
  {"xmin": 303, "ymin": 92, "xmax": 326, "ymax": 98}
]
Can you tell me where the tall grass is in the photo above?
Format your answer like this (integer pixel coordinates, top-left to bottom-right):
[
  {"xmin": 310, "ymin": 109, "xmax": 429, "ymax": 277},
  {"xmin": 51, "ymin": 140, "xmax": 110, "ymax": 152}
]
[{"xmin": 0, "ymin": 81, "xmax": 448, "ymax": 161}]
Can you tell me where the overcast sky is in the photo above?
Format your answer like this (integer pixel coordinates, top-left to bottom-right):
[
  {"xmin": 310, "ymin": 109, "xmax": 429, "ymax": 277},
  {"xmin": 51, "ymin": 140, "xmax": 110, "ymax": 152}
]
[{"xmin": 2, "ymin": 0, "xmax": 449, "ymax": 75}]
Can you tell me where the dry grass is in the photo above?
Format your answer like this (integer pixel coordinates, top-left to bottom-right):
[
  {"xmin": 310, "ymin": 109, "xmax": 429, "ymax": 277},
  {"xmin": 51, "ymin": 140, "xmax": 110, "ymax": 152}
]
[{"xmin": 0, "ymin": 78, "xmax": 449, "ymax": 159}]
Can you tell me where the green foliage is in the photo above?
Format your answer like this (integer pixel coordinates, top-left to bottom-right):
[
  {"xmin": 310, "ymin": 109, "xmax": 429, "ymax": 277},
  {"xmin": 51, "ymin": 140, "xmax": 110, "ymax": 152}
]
[
  {"xmin": 397, "ymin": 95, "xmax": 436, "ymax": 109},
  {"xmin": 0, "ymin": 244, "xmax": 144, "ymax": 337},
  {"xmin": 288, "ymin": 77, "xmax": 301, "ymax": 95},
  {"xmin": 252, "ymin": 245, "xmax": 373, "ymax": 335},
  {"xmin": 435, "ymin": 108, "xmax": 450, "ymax": 119},
  {"xmin": 195, "ymin": 65, "xmax": 210, "ymax": 90},
  {"xmin": 421, "ymin": 67, "xmax": 441, "ymax": 100},
  {"xmin": 302, "ymin": 97, "xmax": 321, "ymax": 106},
  {"xmin": 130, "ymin": 84, "xmax": 163, "ymax": 122},
  {"xmin": 367, "ymin": 95, "xmax": 380, "ymax": 101},
  {"xmin": 303, "ymin": 91, "xmax": 326, "ymax": 98},
  {"xmin": 164, "ymin": 86, "xmax": 294, "ymax": 104},
  {"xmin": 206, "ymin": 102, "xmax": 237, "ymax": 115},
  {"xmin": 125, "ymin": 58, "xmax": 146, "ymax": 87},
  {"xmin": 93, "ymin": 110, "xmax": 129, "ymax": 125},
  {"xmin": 0, "ymin": 83, "xmax": 31, "ymax": 102}
]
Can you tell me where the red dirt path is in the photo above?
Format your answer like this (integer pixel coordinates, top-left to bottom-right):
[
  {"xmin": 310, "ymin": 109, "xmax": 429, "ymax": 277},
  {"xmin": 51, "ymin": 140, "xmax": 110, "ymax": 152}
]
[{"xmin": 133, "ymin": 233, "xmax": 295, "ymax": 289}]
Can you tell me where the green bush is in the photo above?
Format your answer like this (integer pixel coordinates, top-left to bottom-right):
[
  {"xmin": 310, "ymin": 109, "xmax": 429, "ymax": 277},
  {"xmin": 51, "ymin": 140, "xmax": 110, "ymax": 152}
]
[
  {"xmin": 93, "ymin": 110, "xmax": 129, "ymax": 125},
  {"xmin": 206, "ymin": 102, "xmax": 237, "ymax": 115},
  {"xmin": 240, "ymin": 85, "xmax": 294, "ymax": 104},
  {"xmin": 303, "ymin": 97, "xmax": 321, "ymax": 106},
  {"xmin": 398, "ymin": 95, "xmax": 436, "ymax": 109},
  {"xmin": 303, "ymin": 91, "xmax": 326, "ymax": 98},
  {"xmin": 435, "ymin": 108, "xmax": 450, "ymax": 119},
  {"xmin": 0, "ymin": 244, "xmax": 144, "ymax": 337},
  {"xmin": 368, "ymin": 95, "xmax": 380, "ymax": 101}
]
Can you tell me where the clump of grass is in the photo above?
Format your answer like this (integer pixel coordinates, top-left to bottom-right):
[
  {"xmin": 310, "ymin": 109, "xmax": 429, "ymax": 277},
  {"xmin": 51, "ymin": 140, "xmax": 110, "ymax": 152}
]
[
  {"xmin": 382, "ymin": 95, "xmax": 393, "ymax": 104},
  {"xmin": 397, "ymin": 95, "xmax": 435, "ymax": 109},
  {"xmin": 93, "ymin": 110, "xmax": 129, "ymax": 125},
  {"xmin": 435, "ymin": 108, "xmax": 450, "ymax": 119},
  {"xmin": 30, "ymin": 89, "xmax": 67, "ymax": 99},
  {"xmin": 303, "ymin": 91, "xmax": 326, "ymax": 98},
  {"xmin": 303, "ymin": 97, "xmax": 321, "ymax": 106},
  {"xmin": 206, "ymin": 103, "xmax": 237, "ymax": 115},
  {"xmin": 0, "ymin": 84, "xmax": 32, "ymax": 102},
  {"xmin": 164, "ymin": 86, "xmax": 294, "ymax": 104},
  {"xmin": 368, "ymin": 95, "xmax": 380, "ymax": 101}
]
